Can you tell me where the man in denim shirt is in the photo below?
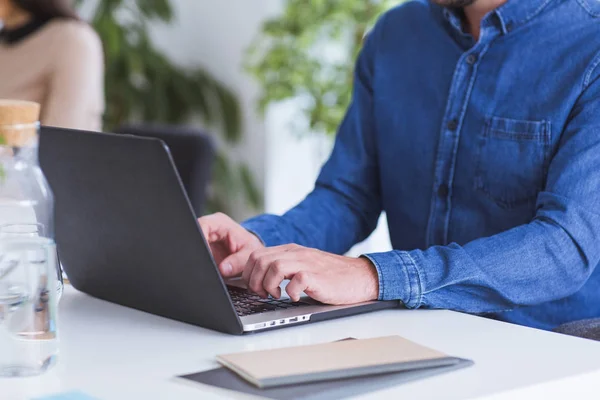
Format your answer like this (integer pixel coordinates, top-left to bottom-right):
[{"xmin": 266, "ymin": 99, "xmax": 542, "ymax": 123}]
[{"xmin": 199, "ymin": 0, "xmax": 600, "ymax": 331}]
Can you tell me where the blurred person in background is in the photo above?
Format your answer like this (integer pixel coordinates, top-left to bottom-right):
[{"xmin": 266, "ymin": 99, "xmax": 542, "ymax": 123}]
[{"xmin": 0, "ymin": 0, "xmax": 104, "ymax": 131}]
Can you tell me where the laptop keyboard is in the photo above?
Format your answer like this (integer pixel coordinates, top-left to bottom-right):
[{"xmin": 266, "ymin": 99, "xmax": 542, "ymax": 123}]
[{"xmin": 227, "ymin": 286, "xmax": 309, "ymax": 316}]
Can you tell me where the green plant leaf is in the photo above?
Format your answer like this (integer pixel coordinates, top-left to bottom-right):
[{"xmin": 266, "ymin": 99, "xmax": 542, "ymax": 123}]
[
  {"xmin": 135, "ymin": 0, "xmax": 173, "ymax": 22},
  {"xmin": 245, "ymin": 0, "xmax": 400, "ymax": 137}
]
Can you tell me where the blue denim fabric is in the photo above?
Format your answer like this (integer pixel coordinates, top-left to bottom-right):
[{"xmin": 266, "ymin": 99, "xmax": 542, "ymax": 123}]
[{"xmin": 243, "ymin": 0, "xmax": 600, "ymax": 330}]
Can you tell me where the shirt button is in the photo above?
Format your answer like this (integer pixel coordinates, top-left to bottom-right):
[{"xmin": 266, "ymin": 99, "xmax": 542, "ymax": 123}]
[
  {"xmin": 466, "ymin": 54, "xmax": 478, "ymax": 65},
  {"xmin": 447, "ymin": 119, "xmax": 459, "ymax": 131},
  {"xmin": 438, "ymin": 184, "xmax": 449, "ymax": 198}
]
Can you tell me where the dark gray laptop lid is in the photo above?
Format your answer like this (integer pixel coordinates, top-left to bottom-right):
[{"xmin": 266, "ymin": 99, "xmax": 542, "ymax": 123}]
[{"xmin": 39, "ymin": 126, "xmax": 243, "ymax": 335}]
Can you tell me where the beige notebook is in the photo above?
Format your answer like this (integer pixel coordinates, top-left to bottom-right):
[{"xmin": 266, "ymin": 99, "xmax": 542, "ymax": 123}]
[{"xmin": 217, "ymin": 336, "xmax": 462, "ymax": 388}]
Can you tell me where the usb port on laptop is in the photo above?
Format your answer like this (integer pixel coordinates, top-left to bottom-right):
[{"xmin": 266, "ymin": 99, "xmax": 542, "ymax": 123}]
[{"xmin": 289, "ymin": 317, "xmax": 298, "ymax": 322}]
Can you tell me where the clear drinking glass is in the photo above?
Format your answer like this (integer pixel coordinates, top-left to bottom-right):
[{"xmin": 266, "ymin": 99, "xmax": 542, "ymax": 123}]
[{"xmin": 0, "ymin": 234, "xmax": 59, "ymax": 376}]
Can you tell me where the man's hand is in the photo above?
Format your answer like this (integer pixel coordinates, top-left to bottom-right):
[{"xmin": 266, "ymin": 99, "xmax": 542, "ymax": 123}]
[
  {"xmin": 198, "ymin": 213, "xmax": 264, "ymax": 278},
  {"xmin": 243, "ymin": 244, "xmax": 379, "ymax": 305}
]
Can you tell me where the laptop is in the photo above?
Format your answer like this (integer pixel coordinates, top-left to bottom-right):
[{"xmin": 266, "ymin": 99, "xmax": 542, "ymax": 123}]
[{"xmin": 39, "ymin": 127, "xmax": 399, "ymax": 335}]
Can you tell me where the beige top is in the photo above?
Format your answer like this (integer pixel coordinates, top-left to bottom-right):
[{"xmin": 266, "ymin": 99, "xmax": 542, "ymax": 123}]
[{"xmin": 0, "ymin": 19, "xmax": 105, "ymax": 132}]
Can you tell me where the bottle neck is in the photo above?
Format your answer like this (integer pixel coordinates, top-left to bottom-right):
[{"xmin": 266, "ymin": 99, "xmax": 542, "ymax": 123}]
[
  {"xmin": 0, "ymin": 122, "xmax": 40, "ymax": 162},
  {"xmin": 0, "ymin": 122, "xmax": 39, "ymax": 147}
]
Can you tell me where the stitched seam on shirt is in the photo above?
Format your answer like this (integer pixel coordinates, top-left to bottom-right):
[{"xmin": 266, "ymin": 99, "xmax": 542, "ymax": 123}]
[
  {"xmin": 425, "ymin": 50, "xmax": 466, "ymax": 248},
  {"xmin": 488, "ymin": 127, "xmax": 544, "ymax": 135},
  {"xmin": 486, "ymin": 119, "xmax": 549, "ymax": 136},
  {"xmin": 399, "ymin": 252, "xmax": 423, "ymax": 308},
  {"xmin": 409, "ymin": 252, "xmax": 424, "ymax": 308},
  {"xmin": 583, "ymin": 51, "xmax": 600, "ymax": 89},
  {"xmin": 476, "ymin": 117, "xmax": 551, "ymax": 208},
  {"xmin": 488, "ymin": 133, "xmax": 547, "ymax": 141},
  {"xmin": 565, "ymin": 50, "xmax": 600, "ymax": 131},
  {"xmin": 443, "ymin": 40, "xmax": 494, "ymax": 243},
  {"xmin": 487, "ymin": 130, "xmax": 550, "ymax": 142},
  {"xmin": 376, "ymin": 259, "xmax": 384, "ymax": 300},
  {"xmin": 486, "ymin": 117, "xmax": 551, "ymax": 144},
  {"xmin": 576, "ymin": 0, "xmax": 600, "ymax": 17},
  {"xmin": 391, "ymin": 251, "xmax": 413, "ymax": 306},
  {"xmin": 395, "ymin": 252, "xmax": 412, "ymax": 306},
  {"xmin": 517, "ymin": 0, "xmax": 555, "ymax": 25}
]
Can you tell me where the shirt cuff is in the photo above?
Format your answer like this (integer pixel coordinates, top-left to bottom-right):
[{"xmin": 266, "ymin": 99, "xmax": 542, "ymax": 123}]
[
  {"xmin": 241, "ymin": 214, "xmax": 288, "ymax": 247},
  {"xmin": 363, "ymin": 251, "xmax": 423, "ymax": 308}
]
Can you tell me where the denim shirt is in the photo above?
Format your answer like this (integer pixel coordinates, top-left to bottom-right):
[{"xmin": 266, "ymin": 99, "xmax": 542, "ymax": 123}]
[{"xmin": 243, "ymin": 0, "xmax": 600, "ymax": 330}]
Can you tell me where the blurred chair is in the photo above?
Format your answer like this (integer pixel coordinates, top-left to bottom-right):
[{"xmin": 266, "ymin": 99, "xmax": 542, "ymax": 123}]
[
  {"xmin": 115, "ymin": 124, "xmax": 214, "ymax": 217},
  {"xmin": 554, "ymin": 318, "xmax": 600, "ymax": 341}
]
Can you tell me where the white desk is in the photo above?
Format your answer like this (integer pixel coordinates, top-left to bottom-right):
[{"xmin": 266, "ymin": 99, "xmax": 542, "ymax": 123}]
[{"xmin": 3, "ymin": 285, "xmax": 600, "ymax": 400}]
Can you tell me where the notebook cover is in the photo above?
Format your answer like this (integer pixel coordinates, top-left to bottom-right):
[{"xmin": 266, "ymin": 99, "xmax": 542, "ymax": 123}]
[
  {"xmin": 177, "ymin": 359, "xmax": 474, "ymax": 400},
  {"xmin": 216, "ymin": 335, "xmax": 459, "ymax": 388}
]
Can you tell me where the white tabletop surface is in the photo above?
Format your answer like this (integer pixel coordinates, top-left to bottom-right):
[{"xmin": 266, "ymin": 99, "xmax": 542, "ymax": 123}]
[{"xmin": 3, "ymin": 284, "xmax": 600, "ymax": 400}]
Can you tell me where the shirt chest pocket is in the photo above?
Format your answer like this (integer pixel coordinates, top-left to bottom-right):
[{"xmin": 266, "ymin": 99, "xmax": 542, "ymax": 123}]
[{"xmin": 474, "ymin": 116, "xmax": 552, "ymax": 209}]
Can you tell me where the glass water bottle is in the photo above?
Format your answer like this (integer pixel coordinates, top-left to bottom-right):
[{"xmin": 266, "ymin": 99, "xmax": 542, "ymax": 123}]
[{"xmin": 0, "ymin": 100, "xmax": 60, "ymax": 376}]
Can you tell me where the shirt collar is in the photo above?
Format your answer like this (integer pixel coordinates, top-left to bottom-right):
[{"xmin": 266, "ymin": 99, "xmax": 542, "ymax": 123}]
[
  {"xmin": 0, "ymin": 17, "xmax": 51, "ymax": 45},
  {"xmin": 442, "ymin": 8, "xmax": 466, "ymax": 34},
  {"xmin": 441, "ymin": 0, "xmax": 555, "ymax": 36}
]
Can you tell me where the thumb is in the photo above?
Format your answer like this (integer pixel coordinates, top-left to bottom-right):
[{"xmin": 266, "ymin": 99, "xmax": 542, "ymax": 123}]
[{"xmin": 219, "ymin": 248, "xmax": 253, "ymax": 278}]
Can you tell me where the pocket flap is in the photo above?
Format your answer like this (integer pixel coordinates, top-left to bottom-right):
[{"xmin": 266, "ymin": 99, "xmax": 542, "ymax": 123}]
[{"xmin": 486, "ymin": 116, "xmax": 551, "ymax": 143}]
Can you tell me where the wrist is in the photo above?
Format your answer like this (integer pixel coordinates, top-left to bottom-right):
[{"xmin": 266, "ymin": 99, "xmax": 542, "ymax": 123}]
[{"xmin": 357, "ymin": 256, "xmax": 379, "ymax": 301}]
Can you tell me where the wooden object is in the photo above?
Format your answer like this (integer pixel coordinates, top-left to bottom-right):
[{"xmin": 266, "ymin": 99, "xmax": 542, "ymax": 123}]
[{"xmin": 0, "ymin": 99, "xmax": 41, "ymax": 147}]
